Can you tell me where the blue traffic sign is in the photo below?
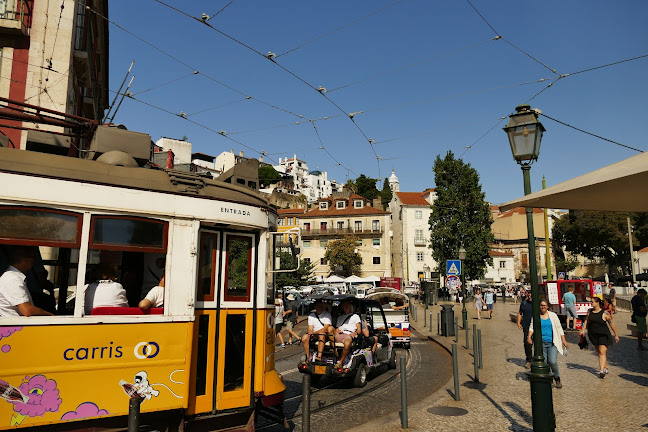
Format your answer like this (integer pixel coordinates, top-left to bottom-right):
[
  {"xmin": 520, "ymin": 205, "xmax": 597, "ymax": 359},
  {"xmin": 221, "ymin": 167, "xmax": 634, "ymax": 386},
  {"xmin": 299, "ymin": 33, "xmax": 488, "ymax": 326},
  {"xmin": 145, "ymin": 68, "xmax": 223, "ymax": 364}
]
[{"xmin": 446, "ymin": 260, "xmax": 461, "ymax": 276}]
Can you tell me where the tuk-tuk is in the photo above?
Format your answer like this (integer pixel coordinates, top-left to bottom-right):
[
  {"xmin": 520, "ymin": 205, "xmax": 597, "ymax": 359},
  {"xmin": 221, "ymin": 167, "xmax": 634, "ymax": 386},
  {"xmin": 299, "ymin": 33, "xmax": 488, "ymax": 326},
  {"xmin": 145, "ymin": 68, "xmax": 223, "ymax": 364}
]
[
  {"xmin": 367, "ymin": 288, "xmax": 411, "ymax": 349},
  {"xmin": 297, "ymin": 295, "xmax": 396, "ymax": 387}
]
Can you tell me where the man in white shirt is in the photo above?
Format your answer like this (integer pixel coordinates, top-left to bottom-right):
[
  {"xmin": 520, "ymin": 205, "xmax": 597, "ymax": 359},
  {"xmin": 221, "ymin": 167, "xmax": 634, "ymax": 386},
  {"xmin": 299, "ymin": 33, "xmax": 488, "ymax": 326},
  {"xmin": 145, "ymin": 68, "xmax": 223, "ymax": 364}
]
[
  {"xmin": 333, "ymin": 300, "xmax": 362, "ymax": 367},
  {"xmin": 0, "ymin": 247, "xmax": 53, "ymax": 317},
  {"xmin": 301, "ymin": 300, "xmax": 332, "ymax": 361}
]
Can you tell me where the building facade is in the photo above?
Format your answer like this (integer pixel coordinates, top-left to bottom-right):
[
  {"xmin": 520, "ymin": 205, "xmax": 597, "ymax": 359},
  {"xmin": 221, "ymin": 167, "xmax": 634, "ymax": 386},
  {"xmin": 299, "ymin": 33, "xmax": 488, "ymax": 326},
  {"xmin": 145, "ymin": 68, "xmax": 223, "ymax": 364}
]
[
  {"xmin": 389, "ymin": 186, "xmax": 437, "ymax": 284},
  {"xmin": 298, "ymin": 192, "xmax": 391, "ymax": 280},
  {"xmin": 0, "ymin": 0, "xmax": 109, "ymax": 153},
  {"xmin": 273, "ymin": 155, "xmax": 340, "ymax": 203}
]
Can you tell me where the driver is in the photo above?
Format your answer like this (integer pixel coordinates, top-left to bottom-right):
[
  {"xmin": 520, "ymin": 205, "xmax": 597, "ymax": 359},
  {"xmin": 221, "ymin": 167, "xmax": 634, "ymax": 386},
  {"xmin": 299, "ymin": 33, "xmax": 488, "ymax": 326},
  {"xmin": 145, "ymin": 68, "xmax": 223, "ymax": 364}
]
[
  {"xmin": 332, "ymin": 299, "xmax": 362, "ymax": 368},
  {"xmin": 301, "ymin": 300, "xmax": 332, "ymax": 362}
]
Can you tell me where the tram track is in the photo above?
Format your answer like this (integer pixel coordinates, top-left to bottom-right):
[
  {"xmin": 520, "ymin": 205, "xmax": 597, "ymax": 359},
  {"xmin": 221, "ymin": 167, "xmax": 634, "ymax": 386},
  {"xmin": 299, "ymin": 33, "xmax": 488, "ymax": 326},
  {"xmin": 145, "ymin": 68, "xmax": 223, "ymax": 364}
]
[{"xmin": 256, "ymin": 348, "xmax": 412, "ymax": 431}]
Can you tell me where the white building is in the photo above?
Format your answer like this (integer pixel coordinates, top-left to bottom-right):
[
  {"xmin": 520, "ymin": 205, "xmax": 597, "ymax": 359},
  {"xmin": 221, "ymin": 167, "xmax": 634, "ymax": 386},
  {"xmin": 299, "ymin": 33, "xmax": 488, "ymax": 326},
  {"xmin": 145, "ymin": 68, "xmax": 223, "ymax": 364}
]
[
  {"xmin": 389, "ymin": 171, "xmax": 437, "ymax": 283},
  {"xmin": 215, "ymin": 149, "xmax": 270, "ymax": 173},
  {"xmin": 479, "ymin": 251, "xmax": 516, "ymax": 283},
  {"xmin": 274, "ymin": 155, "xmax": 340, "ymax": 203}
]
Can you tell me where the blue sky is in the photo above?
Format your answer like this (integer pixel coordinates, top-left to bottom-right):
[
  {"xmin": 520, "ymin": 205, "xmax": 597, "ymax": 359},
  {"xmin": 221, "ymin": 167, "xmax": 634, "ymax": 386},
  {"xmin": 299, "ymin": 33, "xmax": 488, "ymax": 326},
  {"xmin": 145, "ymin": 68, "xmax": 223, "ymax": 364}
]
[{"xmin": 107, "ymin": 0, "xmax": 648, "ymax": 205}]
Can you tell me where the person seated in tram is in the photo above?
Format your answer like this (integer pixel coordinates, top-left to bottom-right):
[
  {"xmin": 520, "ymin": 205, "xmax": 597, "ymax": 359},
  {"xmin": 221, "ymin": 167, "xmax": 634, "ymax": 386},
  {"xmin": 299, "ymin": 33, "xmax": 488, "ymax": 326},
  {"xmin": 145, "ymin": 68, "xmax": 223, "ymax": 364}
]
[
  {"xmin": 331, "ymin": 299, "xmax": 362, "ymax": 368},
  {"xmin": 392, "ymin": 298, "xmax": 409, "ymax": 310},
  {"xmin": 83, "ymin": 263, "xmax": 128, "ymax": 314},
  {"xmin": 360, "ymin": 318, "xmax": 379, "ymax": 359},
  {"xmin": 138, "ymin": 275, "xmax": 165, "ymax": 311},
  {"xmin": 300, "ymin": 299, "xmax": 332, "ymax": 362},
  {"xmin": 0, "ymin": 247, "xmax": 54, "ymax": 317}
]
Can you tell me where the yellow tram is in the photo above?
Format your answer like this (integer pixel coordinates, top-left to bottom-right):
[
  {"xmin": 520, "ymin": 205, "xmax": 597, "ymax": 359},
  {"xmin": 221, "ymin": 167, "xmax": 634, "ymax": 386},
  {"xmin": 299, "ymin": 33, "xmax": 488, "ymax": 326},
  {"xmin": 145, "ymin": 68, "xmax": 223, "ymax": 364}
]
[{"xmin": 0, "ymin": 147, "xmax": 285, "ymax": 431}]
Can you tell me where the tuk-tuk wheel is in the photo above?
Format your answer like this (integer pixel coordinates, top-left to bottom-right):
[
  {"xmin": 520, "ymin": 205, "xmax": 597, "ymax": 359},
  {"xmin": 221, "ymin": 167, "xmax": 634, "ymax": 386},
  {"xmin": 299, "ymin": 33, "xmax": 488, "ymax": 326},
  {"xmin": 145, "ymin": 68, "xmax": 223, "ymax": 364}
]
[
  {"xmin": 388, "ymin": 348, "xmax": 397, "ymax": 369},
  {"xmin": 403, "ymin": 342, "xmax": 411, "ymax": 350},
  {"xmin": 353, "ymin": 363, "xmax": 368, "ymax": 388}
]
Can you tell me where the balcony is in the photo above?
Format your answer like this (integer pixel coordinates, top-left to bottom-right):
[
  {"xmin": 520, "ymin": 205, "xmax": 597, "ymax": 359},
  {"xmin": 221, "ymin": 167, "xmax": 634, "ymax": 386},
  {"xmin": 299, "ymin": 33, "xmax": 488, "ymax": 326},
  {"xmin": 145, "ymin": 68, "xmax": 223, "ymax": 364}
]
[
  {"xmin": 0, "ymin": 0, "xmax": 31, "ymax": 36},
  {"xmin": 302, "ymin": 227, "xmax": 383, "ymax": 239},
  {"xmin": 414, "ymin": 238, "xmax": 426, "ymax": 246}
]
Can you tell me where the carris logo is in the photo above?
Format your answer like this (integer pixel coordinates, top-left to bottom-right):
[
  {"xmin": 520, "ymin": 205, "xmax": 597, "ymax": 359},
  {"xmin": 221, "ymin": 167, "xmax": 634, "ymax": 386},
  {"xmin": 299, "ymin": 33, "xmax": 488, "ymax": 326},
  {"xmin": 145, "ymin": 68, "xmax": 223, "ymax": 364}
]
[{"xmin": 134, "ymin": 342, "xmax": 160, "ymax": 359}]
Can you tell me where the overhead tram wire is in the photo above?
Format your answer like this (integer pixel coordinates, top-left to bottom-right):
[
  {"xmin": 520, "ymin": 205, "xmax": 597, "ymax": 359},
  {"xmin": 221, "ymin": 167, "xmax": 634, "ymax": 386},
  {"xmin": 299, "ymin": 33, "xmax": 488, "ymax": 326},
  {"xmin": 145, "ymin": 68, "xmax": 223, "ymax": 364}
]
[
  {"xmin": 186, "ymin": 97, "xmax": 251, "ymax": 117},
  {"xmin": 310, "ymin": 121, "xmax": 356, "ymax": 176},
  {"xmin": 227, "ymin": 114, "xmax": 345, "ymax": 135},
  {"xmin": 275, "ymin": 0, "xmax": 407, "ymax": 58},
  {"xmin": 538, "ymin": 113, "xmax": 643, "ymax": 153},
  {"xmin": 133, "ymin": 71, "xmax": 200, "ymax": 96},
  {"xmin": 151, "ymin": 0, "xmax": 382, "ymax": 174},
  {"xmin": 206, "ymin": 0, "xmax": 237, "ymax": 21},
  {"xmin": 85, "ymin": 5, "xmax": 310, "ymax": 122},
  {"xmin": 464, "ymin": 0, "xmax": 559, "ymax": 76},
  {"xmin": 327, "ymin": 36, "xmax": 499, "ymax": 93}
]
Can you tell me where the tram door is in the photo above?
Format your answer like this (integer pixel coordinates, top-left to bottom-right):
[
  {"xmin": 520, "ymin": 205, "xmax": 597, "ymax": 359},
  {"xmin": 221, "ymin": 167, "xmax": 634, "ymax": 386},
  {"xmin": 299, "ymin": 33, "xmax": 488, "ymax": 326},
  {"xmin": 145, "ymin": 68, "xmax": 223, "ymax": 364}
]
[{"xmin": 188, "ymin": 230, "xmax": 255, "ymax": 414}]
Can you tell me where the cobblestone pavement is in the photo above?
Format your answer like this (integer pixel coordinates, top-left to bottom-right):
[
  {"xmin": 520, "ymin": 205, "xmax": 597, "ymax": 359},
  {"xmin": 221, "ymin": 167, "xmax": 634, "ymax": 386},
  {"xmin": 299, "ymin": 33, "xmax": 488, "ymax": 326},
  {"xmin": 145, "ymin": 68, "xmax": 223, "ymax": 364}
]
[{"xmin": 349, "ymin": 301, "xmax": 648, "ymax": 432}]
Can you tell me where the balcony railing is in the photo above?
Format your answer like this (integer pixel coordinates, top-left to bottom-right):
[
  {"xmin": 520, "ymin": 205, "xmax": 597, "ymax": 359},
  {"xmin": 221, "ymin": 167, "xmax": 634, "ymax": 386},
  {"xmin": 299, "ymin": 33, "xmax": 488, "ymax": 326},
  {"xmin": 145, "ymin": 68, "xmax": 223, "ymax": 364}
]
[
  {"xmin": 302, "ymin": 227, "xmax": 383, "ymax": 238},
  {"xmin": 0, "ymin": 0, "xmax": 31, "ymax": 35},
  {"xmin": 414, "ymin": 238, "xmax": 426, "ymax": 246}
]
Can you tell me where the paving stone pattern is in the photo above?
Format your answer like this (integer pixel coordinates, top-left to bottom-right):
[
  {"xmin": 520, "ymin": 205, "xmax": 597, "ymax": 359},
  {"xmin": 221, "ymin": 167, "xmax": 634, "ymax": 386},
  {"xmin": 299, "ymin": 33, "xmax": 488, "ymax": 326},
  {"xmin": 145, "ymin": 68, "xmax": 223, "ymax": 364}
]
[{"xmin": 349, "ymin": 301, "xmax": 648, "ymax": 432}]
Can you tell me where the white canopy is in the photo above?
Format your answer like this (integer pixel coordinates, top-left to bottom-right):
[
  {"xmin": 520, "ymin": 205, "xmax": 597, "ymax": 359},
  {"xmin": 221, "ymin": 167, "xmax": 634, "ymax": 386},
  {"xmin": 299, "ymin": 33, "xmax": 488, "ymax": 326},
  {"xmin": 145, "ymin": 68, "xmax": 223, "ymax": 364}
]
[
  {"xmin": 323, "ymin": 275, "xmax": 345, "ymax": 283},
  {"xmin": 365, "ymin": 275, "xmax": 381, "ymax": 282},
  {"xmin": 500, "ymin": 151, "xmax": 648, "ymax": 212},
  {"xmin": 344, "ymin": 275, "xmax": 364, "ymax": 282}
]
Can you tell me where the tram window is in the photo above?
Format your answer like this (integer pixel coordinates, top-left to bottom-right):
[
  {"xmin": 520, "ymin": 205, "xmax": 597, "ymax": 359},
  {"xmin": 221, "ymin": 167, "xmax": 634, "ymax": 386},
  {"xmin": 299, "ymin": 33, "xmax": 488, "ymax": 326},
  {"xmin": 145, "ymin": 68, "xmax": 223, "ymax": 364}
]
[
  {"xmin": 224, "ymin": 236, "xmax": 252, "ymax": 302},
  {"xmin": 86, "ymin": 216, "xmax": 168, "ymax": 313},
  {"xmin": 368, "ymin": 305, "xmax": 386, "ymax": 330},
  {"xmin": 0, "ymin": 207, "xmax": 82, "ymax": 317},
  {"xmin": 197, "ymin": 232, "xmax": 218, "ymax": 302},
  {"xmin": 90, "ymin": 217, "xmax": 167, "ymax": 251},
  {"xmin": 223, "ymin": 314, "xmax": 246, "ymax": 392}
]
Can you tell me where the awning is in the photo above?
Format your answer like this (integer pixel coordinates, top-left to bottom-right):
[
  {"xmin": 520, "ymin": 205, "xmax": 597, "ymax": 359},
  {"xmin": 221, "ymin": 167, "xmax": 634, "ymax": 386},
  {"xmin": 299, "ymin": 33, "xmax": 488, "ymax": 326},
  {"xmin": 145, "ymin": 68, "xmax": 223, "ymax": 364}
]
[
  {"xmin": 500, "ymin": 151, "xmax": 648, "ymax": 212},
  {"xmin": 323, "ymin": 275, "xmax": 345, "ymax": 283}
]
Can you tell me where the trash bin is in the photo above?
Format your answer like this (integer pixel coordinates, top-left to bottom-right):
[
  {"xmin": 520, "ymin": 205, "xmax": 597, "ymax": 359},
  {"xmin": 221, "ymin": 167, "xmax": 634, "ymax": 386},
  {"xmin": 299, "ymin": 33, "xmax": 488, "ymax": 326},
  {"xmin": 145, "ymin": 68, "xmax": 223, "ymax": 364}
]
[{"xmin": 440, "ymin": 304, "xmax": 455, "ymax": 337}]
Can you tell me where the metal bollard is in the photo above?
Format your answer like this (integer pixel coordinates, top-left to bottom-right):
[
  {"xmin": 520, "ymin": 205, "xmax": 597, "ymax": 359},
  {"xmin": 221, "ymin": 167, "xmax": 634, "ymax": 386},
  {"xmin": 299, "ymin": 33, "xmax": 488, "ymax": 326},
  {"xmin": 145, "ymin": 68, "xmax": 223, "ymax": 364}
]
[
  {"xmin": 424, "ymin": 308, "xmax": 427, "ymax": 327},
  {"xmin": 127, "ymin": 396, "xmax": 143, "ymax": 432},
  {"xmin": 478, "ymin": 329, "xmax": 483, "ymax": 369},
  {"xmin": 302, "ymin": 374, "xmax": 311, "ymax": 432},
  {"xmin": 473, "ymin": 328, "xmax": 479, "ymax": 382},
  {"xmin": 465, "ymin": 324, "xmax": 470, "ymax": 350},
  {"xmin": 437, "ymin": 313, "xmax": 441, "ymax": 335},
  {"xmin": 400, "ymin": 356, "xmax": 408, "ymax": 428},
  {"xmin": 429, "ymin": 312, "xmax": 433, "ymax": 332},
  {"xmin": 452, "ymin": 343, "xmax": 460, "ymax": 401},
  {"xmin": 454, "ymin": 317, "xmax": 459, "ymax": 343}
]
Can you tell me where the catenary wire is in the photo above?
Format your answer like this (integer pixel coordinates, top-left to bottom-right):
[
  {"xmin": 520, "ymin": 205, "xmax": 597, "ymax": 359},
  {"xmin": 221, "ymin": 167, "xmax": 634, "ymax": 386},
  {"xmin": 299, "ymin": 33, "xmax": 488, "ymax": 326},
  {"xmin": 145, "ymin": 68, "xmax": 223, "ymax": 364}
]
[
  {"xmin": 207, "ymin": 0, "xmax": 237, "ymax": 20},
  {"xmin": 86, "ymin": 5, "xmax": 310, "ymax": 122},
  {"xmin": 186, "ymin": 97, "xmax": 250, "ymax": 117},
  {"xmin": 275, "ymin": 0, "xmax": 407, "ymax": 58},
  {"xmin": 327, "ymin": 37, "xmax": 498, "ymax": 93},
  {"xmin": 538, "ymin": 113, "xmax": 642, "ymax": 153},
  {"xmin": 133, "ymin": 71, "xmax": 200, "ymax": 96},
  {"xmin": 464, "ymin": 0, "xmax": 559, "ymax": 75}
]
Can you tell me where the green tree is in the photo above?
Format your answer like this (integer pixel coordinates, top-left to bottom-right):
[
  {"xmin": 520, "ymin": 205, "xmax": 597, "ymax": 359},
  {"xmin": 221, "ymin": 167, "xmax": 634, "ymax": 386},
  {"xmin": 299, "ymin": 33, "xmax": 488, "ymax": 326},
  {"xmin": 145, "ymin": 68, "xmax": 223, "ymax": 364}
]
[
  {"xmin": 380, "ymin": 178, "xmax": 392, "ymax": 209},
  {"xmin": 324, "ymin": 237, "xmax": 363, "ymax": 277},
  {"xmin": 428, "ymin": 151, "xmax": 494, "ymax": 280},
  {"xmin": 355, "ymin": 174, "xmax": 379, "ymax": 200},
  {"xmin": 258, "ymin": 166, "xmax": 282, "ymax": 187},
  {"xmin": 275, "ymin": 252, "xmax": 315, "ymax": 288},
  {"xmin": 552, "ymin": 210, "xmax": 638, "ymax": 274},
  {"xmin": 344, "ymin": 179, "xmax": 357, "ymax": 193}
]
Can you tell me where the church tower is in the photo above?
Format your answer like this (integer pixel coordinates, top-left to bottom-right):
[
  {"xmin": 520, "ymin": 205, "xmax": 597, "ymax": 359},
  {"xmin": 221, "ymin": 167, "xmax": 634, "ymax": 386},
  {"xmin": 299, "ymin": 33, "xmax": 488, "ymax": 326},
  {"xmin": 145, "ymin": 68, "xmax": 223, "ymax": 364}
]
[{"xmin": 388, "ymin": 169, "xmax": 399, "ymax": 193}]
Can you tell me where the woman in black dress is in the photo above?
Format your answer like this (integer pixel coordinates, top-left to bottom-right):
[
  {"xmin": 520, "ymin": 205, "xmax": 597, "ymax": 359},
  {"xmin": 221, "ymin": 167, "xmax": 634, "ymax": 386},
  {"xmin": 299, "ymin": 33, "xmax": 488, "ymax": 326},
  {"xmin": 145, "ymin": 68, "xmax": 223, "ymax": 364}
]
[{"xmin": 580, "ymin": 297, "xmax": 620, "ymax": 378}]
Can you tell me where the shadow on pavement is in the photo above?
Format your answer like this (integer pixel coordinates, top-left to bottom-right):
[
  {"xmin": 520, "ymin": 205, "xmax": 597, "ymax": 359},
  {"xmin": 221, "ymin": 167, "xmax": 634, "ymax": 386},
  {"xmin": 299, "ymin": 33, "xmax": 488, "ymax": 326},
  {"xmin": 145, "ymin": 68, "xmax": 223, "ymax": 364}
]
[
  {"xmin": 618, "ymin": 373, "xmax": 648, "ymax": 387},
  {"xmin": 460, "ymin": 380, "xmax": 532, "ymax": 432},
  {"xmin": 565, "ymin": 362, "xmax": 599, "ymax": 376}
]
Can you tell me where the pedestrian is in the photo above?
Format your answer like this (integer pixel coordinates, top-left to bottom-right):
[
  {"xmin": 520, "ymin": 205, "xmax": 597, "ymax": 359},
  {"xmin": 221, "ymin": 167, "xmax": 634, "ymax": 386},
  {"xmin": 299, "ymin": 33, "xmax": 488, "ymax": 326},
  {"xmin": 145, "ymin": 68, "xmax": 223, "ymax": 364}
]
[
  {"xmin": 516, "ymin": 290, "xmax": 533, "ymax": 369},
  {"xmin": 527, "ymin": 299, "xmax": 568, "ymax": 389},
  {"xmin": 275, "ymin": 298, "xmax": 286, "ymax": 348},
  {"xmin": 580, "ymin": 297, "xmax": 620, "ymax": 378},
  {"xmin": 473, "ymin": 288, "xmax": 483, "ymax": 320},
  {"xmin": 608, "ymin": 285, "xmax": 617, "ymax": 314},
  {"xmin": 484, "ymin": 288, "xmax": 495, "ymax": 319},
  {"xmin": 562, "ymin": 286, "xmax": 578, "ymax": 330},
  {"xmin": 631, "ymin": 288, "xmax": 647, "ymax": 350},
  {"xmin": 284, "ymin": 293, "xmax": 301, "ymax": 344}
]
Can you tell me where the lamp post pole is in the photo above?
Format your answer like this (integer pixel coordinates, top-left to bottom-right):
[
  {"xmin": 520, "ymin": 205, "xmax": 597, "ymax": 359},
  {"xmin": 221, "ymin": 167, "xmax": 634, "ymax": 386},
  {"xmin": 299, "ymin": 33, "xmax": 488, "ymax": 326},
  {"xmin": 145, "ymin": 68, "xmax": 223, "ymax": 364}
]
[
  {"xmin": 504, "ymin": 104, "xmax": 555, "ymax": 432},
  {"xmin": 459, "ymin": 248, "xmax": 467, "ymax": 329}
]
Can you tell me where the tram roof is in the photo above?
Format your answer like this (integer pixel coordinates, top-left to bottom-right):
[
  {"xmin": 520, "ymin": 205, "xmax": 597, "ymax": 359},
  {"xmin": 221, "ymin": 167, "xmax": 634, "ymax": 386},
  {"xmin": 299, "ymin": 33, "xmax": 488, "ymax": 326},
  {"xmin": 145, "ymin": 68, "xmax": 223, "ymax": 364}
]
[{"xmin": 0, "ymin": 148, "xmax": 271, "ymax": 209}]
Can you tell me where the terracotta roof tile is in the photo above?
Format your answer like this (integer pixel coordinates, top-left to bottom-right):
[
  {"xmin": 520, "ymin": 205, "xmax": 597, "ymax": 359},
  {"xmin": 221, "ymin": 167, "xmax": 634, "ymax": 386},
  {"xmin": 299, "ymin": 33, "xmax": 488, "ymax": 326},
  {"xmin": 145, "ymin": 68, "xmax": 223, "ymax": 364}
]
[
  {"xmin": 396, "ymin": 192, "xmax": 429, "ymax": 206},
  {"xmin": 278, "ymin": 208, "xmax": 306, "ymax": 215},
  {"xmin": 638, "ymin": 247, "xmax": 648, "ymax": 253},
  {"xmin": 489, "ymin": 250, "xmax": 514, "ymax": 257},
  {"xmin": 301, "ymin": 206, "xmax": 389, "ymax": 218},
  {"xmin": 497, "ymin": 207, "xmax": 544, "ymax": 218}
]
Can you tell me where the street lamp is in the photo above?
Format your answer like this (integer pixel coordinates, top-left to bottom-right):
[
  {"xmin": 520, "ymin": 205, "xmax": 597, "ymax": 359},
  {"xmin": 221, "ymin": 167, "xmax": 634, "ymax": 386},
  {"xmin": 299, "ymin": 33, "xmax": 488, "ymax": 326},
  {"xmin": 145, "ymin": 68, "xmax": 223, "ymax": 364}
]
[
  {"xmin": 458, "ymin": 247, "xmax": 467, "ymax": 329},
  {"xmin": 504, "ymin": 104, "xmax": 555, "ymax": 431}
]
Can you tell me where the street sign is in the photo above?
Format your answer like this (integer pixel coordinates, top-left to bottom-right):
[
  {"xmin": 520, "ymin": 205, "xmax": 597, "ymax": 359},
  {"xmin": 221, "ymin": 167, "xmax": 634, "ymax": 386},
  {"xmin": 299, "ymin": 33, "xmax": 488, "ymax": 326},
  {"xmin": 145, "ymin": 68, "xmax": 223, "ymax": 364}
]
[
  {"xmin": 446, "ymin": 275, "xmax": 461, "ymax": 290},
  {"xmin": 446, "ymin": 260, "xmax": 461, "ymax": 276},
  {"xmin": 558, "ymin": 272, "xmax": 566, "ymax": 280}
]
